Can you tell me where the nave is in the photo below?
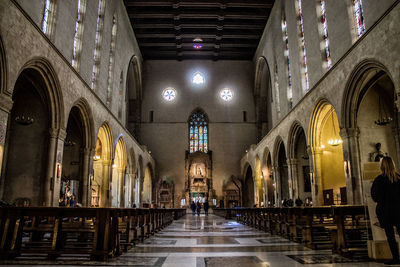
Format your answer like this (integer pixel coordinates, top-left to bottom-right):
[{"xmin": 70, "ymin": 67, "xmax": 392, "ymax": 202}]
[{"xmin": 0, "ymin": 212, "xmax": 385, "ymax": 267}]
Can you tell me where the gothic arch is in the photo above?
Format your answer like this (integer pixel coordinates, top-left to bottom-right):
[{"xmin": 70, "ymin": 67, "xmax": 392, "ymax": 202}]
[
  {"xmin": 17, "ymin": 57, "xmax": 64, "ymax": 130},
  {"xmin": 254, "ymin": 56, "xmax": 273, "ymax": 138},
  {"xmin": 288, "ymin": 120, "xmax": 307, "ymax": 159},
  {"xmin": 126, "ymin": 55, "xmax": 142, "ymax": 138},
  {"xmin": 70, "ymin": 98, "xmax": 95, "ymax": 150},
  {"xmin": 342, "ymin": 59, "xmax": 394, "ymax": 129}
]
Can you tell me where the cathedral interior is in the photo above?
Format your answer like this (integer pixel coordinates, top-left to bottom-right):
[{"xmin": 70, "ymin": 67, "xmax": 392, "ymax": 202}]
[{"xmin": 0, "ymin": 0, "xmax": 399, "ymax": 266}]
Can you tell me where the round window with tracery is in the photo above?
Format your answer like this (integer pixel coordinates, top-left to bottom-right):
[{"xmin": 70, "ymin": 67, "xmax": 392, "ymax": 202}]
[
  {"xmin": 162, "ymin": 87, "xmax": 177, "ymax": 101},
  {"xmin": 220, "ymin": 88, "xmax": 233, "ymax": 101}
]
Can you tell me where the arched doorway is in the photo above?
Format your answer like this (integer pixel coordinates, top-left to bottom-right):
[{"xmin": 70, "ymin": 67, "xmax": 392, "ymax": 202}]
[
  {"xmin": 343, "ymin": 61, "xmax": 399, "ymax": 204},
  {"xmin": 92, "ymin": 123, "xmax": 113, "ymax": 207},
  {"xmin": 242, "ymin": 166, "xmax": 254, "ymax": 207},
  {"xmin": 255, "ymin": 57, "xmax": 273, "ymax": 140},
  {"xmin": 309, "ymin": 101, "xmax": 346, "ymax": 205},
  {"xmin": 254, "ymin": 156, "xmax": 264, "ymax": 207},
  {"xmin": 135, "ymin": 156, "xmax": 143, "ymax": 205},
  {"xmin": 262, "ymin": 149, "xmax": 275, "ymax": 207},
  {"xmin": 141, "ymin": 164, "xmax": 152, "ymax": 207},
  {"xmin": 60, "ymin": 106, "xmax": 90, "ymax": 206},
  {"xmin": 289, "ymin": 123, "xmax": 311, "ymax": 203},
  {"xmin": 111, "ymin": 137, "xmax": 126, "ymax": 207},
  {"xmin": 126, "ymin": 56, "xmax": 142, "ymax": 139},
  {"xmin": 3, "ymin": 69, "xmax": 51, "ymax": 206},
  {"xmin": 276, "ymin": 140, "xmax": 289, "ymax": 204}
]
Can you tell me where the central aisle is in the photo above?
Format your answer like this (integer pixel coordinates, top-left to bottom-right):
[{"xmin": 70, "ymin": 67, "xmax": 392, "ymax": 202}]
[{"xmin": 121, "ymin": 213, "xmax": 379, "ymax": 267}]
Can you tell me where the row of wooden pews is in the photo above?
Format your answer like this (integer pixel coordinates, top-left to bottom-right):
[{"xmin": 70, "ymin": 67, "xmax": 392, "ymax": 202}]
[
  {"xmin": 0, "ymin": 207, "xmax": 186, "ymax": 260},
  {"xmin": 214, "ymin": 206, "xmax": 371, "ymax": 258}
]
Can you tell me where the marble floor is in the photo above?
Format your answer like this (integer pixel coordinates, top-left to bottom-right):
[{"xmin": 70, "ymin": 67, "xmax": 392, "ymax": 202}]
[{"xmin": 0, "ymin": 212, "xmax": 389, "ymax": 266}]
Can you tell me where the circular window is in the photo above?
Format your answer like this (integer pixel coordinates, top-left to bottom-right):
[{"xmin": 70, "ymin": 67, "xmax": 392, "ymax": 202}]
[
  {"xmin": 220, "ymin": 88, "xmax": 233, "ymax": 101},
  {"xmin": 162, "ymin": 87, "xmax": 176, "ymax": 101}
]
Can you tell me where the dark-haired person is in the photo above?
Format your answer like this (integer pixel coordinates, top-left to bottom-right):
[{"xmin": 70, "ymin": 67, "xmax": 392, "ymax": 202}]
[{"xmin": 371, "ymin": 156, "xmax": 400, "ymax": 265}]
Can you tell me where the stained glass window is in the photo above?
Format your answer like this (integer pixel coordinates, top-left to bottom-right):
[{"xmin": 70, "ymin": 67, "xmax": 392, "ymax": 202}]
[
  {"xmin": 106, "ymin": 16, "xmax": 118, "ymax": 107},
  {"xmin": 189, "ymin": 110, "xmax": 208, "ymax": 153},
  {"xmin": 162, "ymin": 87, "xmax": 176, "ymax": 101},
  {"xmin": 192, "ymin": 72, "xmax": 205, "ymax": 84},
  {"xmin": 281, "ymin": 12, "xmax": 292, "ymax": 108},
  {"xmin": 319, "ymin": 0, "xmax": 331, "ymax": 69},
  {"xmin": 220, "ymin": 88, "xmax": 233, "ymax": 101},
  {"xmin": 296, "ymin": 0, "xmax": 309, "ymax": 92},
  {"xmin": 72, "ymin": 0, "xmax": 87, "ymax": 70},
  {"xmin": 91, "ymin": 0, "xmax": 106, "ymax": 90},
  {"xmin": 274, "ymin": 62, "xmax": 281, "ymax": 119},
  {"xmin": 42, "ymin": 0, "xmax": 55, "ymax": 37},
  {"xmin": 353, "ymin": 0, "xmax": 365, "ymax": 37}
]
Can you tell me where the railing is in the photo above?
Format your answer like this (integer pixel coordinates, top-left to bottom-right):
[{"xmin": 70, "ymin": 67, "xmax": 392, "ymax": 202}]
[
  {"xmin": 214, "ymin": 206, "xmax": 370, "ymax": 257},
  {"xmin": 0, "ymin": 207, "xmax": 185, "ymax": 260}
]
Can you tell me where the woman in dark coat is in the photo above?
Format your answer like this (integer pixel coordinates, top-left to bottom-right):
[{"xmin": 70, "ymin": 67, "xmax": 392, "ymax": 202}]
[
  {"xmin": 190, "ymin": 201, "xmax": 196, "ymax": 216},
  {"xmin": 196, "ymin": 201, "xmax": 201, "ymax": 216},
  {"xmin": 371, "ymin": 156, "xmax": 400, "ymax": 265}
]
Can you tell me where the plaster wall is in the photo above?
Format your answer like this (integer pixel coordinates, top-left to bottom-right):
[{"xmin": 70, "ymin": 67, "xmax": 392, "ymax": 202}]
[{"xmin": 140, "ymin": 60, "xmax": 258, "ymax": 205}]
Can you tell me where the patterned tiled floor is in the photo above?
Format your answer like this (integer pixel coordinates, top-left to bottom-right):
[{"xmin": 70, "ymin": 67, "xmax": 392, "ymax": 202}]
[{"xmin": 0, "ymin": 212, "xmax": 387, "ymax": 266}]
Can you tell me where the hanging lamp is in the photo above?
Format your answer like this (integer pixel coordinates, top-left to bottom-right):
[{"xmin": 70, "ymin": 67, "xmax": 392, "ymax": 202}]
[
  {"xmin": 328, "ymin": 107, "xmax": 342, "ymax": 146},
  {"xmin": 374, "ymin": 95, "xmax": 392, "ymax": 126}
]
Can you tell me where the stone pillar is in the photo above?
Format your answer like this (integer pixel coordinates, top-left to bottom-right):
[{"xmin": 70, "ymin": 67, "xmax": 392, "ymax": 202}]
[
  {"xmin": 309, "ymin": 146, "xmax": 323, "ymax": 206},
  {"xmin": 340, "ymin": 127, "xmax": 362, "ymax": 204},
  {"xmin": 81, "ymin": 148, "xmax": 92, "ymax": 207},
  {"xmin": 272, "ymin": 165, "xmax": 280, "ymax": 206},
  {"xmin": 287, "ymin": 158, "xmax": 299, "ymax": 199},
  {"xmin": 101, "ymin": 160, "xmax": 111, "ymax": 207},
  {"xmin": 392, "ymin": 127, "xmax": 400, "ymax": 168}
]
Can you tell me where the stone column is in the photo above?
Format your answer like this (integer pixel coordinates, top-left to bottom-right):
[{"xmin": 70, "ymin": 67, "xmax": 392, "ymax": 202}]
[
  {"xmin": 101, "ymin": 160, "xmax": 111, "ymax": 207},
  {"xmin": 287, "ymin": 158, "xmax": 299, "ymax": 199},
  {"xmin": 272, "ymin": 165, "xmax": 280, "ymax": 206},
  {"xmin": 81, "ymin": 148, "xmax": 92, "ymax": 207},
  {"xmin": 340, "ymin": 127, "xmax": 362, "ymax": 205},
  {"xmin": 392, "ymin": 127, "xmax": 400, "ymax": 168},
  {"xmin": 308, "ymin": 146, "xmax": 323, "ymax": 206}
]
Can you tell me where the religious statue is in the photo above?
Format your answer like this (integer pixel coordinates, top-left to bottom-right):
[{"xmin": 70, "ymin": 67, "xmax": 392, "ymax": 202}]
[{"xmin": 370, "ymin": 142, "xmax": 387, "ymax": 162}]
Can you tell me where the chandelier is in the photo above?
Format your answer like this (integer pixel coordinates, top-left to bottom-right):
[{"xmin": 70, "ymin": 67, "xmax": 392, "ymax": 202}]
[
  {"xmin": 327, "ymin": 108, "xmax": 342, "ymax": 146},
  {"xmin": 374, "ymin": 96, "xmax": 392, "ymax": 126}
]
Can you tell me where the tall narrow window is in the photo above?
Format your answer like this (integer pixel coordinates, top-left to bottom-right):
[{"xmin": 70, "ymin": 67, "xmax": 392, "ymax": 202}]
[
  {"xmin": 118, "ymin": 71, "xmax": 124, "ymax": 120},
  {"xmin": 281, "ymin": 12, "xmax": 292, "ymax": 109},
  {"xmin": 295, "ymin": 0, "xmax": 309, "ymax": 93},
  {"xmin": 318, "ymin": 0, "xmax": 332, "ymax": 69},
  {"xmin": 353, "ymin": 0, "xmax": 365, "ymax": 37},
  {"xmin": 41, "ymin": 0, "xmax": 56, "ymax": 37},
  {"xmin": 106, "ymin": 15, "xmax": 118, "ymax": 107},
  {"xmin": 72, "ymin": 0, "xmax": 87, "ymax": 71},
  {"xmin": 189, "ymin": 110, "xmax": 208, "ymax": 153},
  {"xmin": 274, "ymin": 62, "xmax": 281, "ymax": 119},
  {"xmin": 91, "ymin": 0, "xmax": 106, "ymax": 90}
]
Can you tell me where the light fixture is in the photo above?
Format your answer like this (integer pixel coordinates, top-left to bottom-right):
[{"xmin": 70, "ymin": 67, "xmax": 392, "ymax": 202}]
[
  {"xmin": 112, "ymin": 164, "xmax": 117, "ymax": 168},
  {"xmin": 193, "ymin": 37, "xmax": 203, "ymax": 42},
  {"xmin": 193, "ymin": 43, "xmax": 202, "ymax": 49},
  {"xmin": 327, "ymin": 108, "xmax": 342, "ymax": 147},
  {"xmin": 374, "ymin": 95, "xmax": 393, "ymax": 126},
  {"xmin": 15, "ymin": 115, "xmax": 34, "ymax": 125},
  {"xmin": 93, "ymin": 155, "xmax": 101, "ymax": 161},
  {"xmin": 64, "ymin": 139, "xmax": 76, "ymax": 147}
]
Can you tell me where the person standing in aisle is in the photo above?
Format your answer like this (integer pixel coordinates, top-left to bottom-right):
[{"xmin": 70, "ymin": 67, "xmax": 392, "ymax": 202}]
[{"xmin": 371, "ymin": 156, "xmax": 400, "ymax": 265}]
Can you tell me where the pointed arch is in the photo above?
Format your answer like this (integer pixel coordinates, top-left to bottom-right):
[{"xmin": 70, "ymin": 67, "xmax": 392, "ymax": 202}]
[
  {"xmin": 254, "ymin": 56, "xmax": 273, "ymax": 139},
  {"xmin": 342, "ymin": 59, "xmax": 394, "ymax": 129},
  {"xmin": 287, "ymin": 120, "xmax": 307, "ymax": 159},
  {"xmin": 125, "ymin": 55, "xmax": 142, "ymax": 138},
  {"xmin": 71, "ymin": 98, "xmax": 95, "ymax": 150},
  {"xmin": 18, "ymin": 57, "xmax": 64, "ymax": 130}
]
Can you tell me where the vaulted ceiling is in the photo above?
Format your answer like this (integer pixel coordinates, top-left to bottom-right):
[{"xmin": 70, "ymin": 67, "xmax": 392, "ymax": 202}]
[{"xmin": 123, "ymin": 0, "xmax": 275, "ymax": 60}]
